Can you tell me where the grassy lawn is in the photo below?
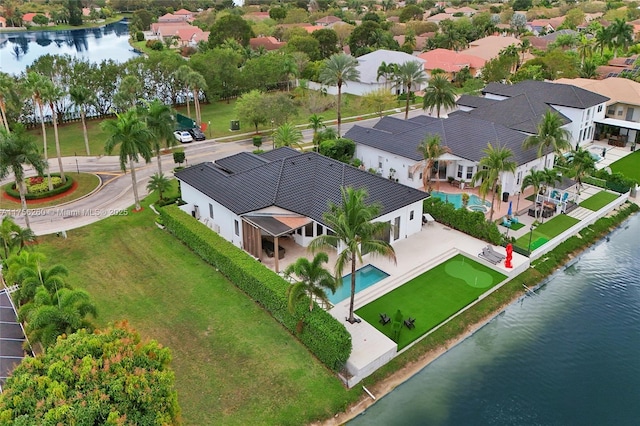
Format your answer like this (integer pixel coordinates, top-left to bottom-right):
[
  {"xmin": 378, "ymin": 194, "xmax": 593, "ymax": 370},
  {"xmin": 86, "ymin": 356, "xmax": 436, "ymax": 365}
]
[
  {"xmin": 0, "ymin": 173, "xmax": 100, "ymax": 209},
  {"xmin": 609, "ymin": 150, "xmax": 640, "ymax": 182},
  {"xmin": 579, "ymin": 190, "xmax": 620, "ymax": 211},
  {"xmin": 34, "ymin": 187, "xmax": 355, "ymax": 425},
  {"xmin": 514, "ymin": 214, "xmax": 580, "ymax": 251},
  {"xmin": 355, "ymin": 254, "xmax": 506, "ymax": 350}
]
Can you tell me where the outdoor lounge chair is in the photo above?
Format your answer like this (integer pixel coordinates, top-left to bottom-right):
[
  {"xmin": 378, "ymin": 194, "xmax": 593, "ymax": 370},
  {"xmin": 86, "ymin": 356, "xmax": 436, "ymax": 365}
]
[
  {"xmin": 379, "ymin": 313, "xmax": 391, "ymax": 325},
  {"xmin": 485, "ymin": 245, "xmax": 506, "ymax": 261},
  {"xmin": 478, "ymin": 250, "xmax": 500, "ymax": 265},
  {"xmin": 404, "ymin": 317, "xmax": 415, "ymax": 329},
  {"xmin": 502, "ymin": 217, "xmax": 511, "ymax": 227}
]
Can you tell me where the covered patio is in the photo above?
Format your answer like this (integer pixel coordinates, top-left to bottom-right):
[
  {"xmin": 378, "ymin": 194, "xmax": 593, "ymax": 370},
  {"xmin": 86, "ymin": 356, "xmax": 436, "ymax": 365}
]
[{"xmin": 594, "ymin": 117, "xmax": 640, "ymax": 150}]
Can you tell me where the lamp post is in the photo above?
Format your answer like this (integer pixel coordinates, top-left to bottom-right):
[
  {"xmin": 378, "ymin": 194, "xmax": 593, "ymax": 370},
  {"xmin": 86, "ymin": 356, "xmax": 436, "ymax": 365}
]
[
  {"xmin": 271, "ymin": 119, "xmax": 275, "ymax": 150},
  {"xmin": 528, "ymin": 224, "xmax": 535, "ymax": 257},
  {"xmin": 515, "ymin": 191, "xmax": 521, "ymax": 216}
]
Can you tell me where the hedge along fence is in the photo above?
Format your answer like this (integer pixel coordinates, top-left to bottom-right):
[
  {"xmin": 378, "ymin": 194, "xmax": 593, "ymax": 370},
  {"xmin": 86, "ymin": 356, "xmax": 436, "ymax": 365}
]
[
  {"xmin": 423, "ymin": 198, "xmax": 502, "ymax": 245},
  {"xmin": 3, "ymin": 173, "xmax": 74, "ymax": 200},
  {"xmin": 160, "ymin": 205, "xmax": 352, "ymax": 371}
]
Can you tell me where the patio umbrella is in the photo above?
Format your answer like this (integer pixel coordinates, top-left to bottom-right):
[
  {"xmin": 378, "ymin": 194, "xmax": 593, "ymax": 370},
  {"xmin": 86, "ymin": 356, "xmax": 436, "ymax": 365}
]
[{"xmin": 507, "ymin": 201, "xmax": 513, "ymax": 217}]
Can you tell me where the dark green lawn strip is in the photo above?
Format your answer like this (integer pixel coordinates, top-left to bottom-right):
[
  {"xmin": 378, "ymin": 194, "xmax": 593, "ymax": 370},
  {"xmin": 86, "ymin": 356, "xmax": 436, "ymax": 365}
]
[
  {"xmin": 609, "ymin": 150, "xmax": 640, "ymax": 182},
  {"xmin": 579, "ymin": 191, "xmax": 619, "ymax": 211},
  {"xmin": 356, "ymin": 255, "xmax": 506, "ymax": 350},
  {"xmin": 514, "ymin": 214, "xmax": 579, "ymax": 250}
]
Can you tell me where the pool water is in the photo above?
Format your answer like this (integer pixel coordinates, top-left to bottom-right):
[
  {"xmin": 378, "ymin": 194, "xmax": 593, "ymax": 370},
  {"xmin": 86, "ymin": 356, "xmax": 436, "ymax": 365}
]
[
  {"xmin": 328, "ymin": 265, "xmax": 390, "ymax": 304},
  {"xmin": 430, "ymin": 191, "xmax": 491, "ymax": 210}
]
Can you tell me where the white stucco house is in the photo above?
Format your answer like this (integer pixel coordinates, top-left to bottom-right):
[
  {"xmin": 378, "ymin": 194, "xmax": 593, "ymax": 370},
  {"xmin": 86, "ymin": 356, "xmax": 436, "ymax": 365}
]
[{"xmin": 175, "ymin": 148, "xmax": 428, "ymax": 272}]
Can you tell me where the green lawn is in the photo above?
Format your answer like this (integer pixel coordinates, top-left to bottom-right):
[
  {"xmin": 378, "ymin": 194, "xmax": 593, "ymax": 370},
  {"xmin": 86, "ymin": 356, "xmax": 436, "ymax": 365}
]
[
  {"xmin": 35, "ymin": 187, "xmax": 355, "ymax": 425},
  {"xmin": 514, "ymin": 214, "xmax": 580, "ymax": 251},
  {"xmin": 609, "ymin": 150, "xmax": 640, "ymax": 182},
  {"xmin": 579, "ymin": 190, "xmax": 619, "ymax": 211},
  {"xmin": 355, "ymin": 254, "xmax": 506, "ymax": 350}
]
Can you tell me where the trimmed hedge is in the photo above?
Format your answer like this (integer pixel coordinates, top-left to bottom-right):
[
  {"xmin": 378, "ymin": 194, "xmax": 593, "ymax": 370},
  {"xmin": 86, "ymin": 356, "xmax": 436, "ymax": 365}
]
[
  {"xmin": 423, "ymin": 198, "xmax": 502, "ymax": 244},
  {"xmin": 159, "ymin": 205, "xmax": 352, "ymax": 371},
  {"xmin": 3, "ymin": 173, "xmax": 74, "ymax": 200}
]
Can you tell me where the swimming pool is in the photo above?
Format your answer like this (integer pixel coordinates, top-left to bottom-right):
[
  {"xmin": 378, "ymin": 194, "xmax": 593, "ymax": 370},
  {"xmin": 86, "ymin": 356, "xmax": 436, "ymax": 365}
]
[
  {"xmin": 328, "ymin": 264, "xmax": 390, "ymax": 304},
  {"xmin": 430, "ymin": 191, "xmax": 492, "ymax": 210}
]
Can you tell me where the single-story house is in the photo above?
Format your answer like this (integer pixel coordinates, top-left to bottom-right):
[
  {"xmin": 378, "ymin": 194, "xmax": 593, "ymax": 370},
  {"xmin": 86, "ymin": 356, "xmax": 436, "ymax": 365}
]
[
  {"xmin": 314, "ymin": 16, "xmax": 343, "ymax": 27},
  {"xmin": 461, "ymin": 35, "xmax": 522, "ymax": 62},
  {"xmin": 417, "ymin": 48, "xmax": 485, "ymax": 79},
  {"xmin": 249, "ymin": 36, "xmax": 286, "ymax": 51},
  {"xmin": 158, "ymin": 12, "xmax": 189, "ymax": 23},
  {"xmin": 596, "ymin": 55, "xmax": 639, "ymax": 79},
  {"xmin": 175, "ymin": 148, "xmax": 428, "ymax": 272},
  {"xmin": 526, "ymin": 29, "xmax": 581, "ymax": 51}
]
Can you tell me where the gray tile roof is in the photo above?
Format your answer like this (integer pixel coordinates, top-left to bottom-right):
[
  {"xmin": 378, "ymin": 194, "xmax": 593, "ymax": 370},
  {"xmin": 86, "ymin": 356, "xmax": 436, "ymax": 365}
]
[
  {"xmin": 260, "ymin": 146, "xmax": 299, "ymax": 161},
  {"xmin": 215, "ymin": 152, "xmax": 267, "ymax": 174},
  {"xmin": 482, "ymin": 80, "xmax": 609, "ymax": 109},
  {"xmin": 175, "ymin": 151, "xmax": 428, "ymax": 225},
  {"xmin": 456, "ymin": 94, "xmax": 497, "ymax": 109},
  {"xmin": 345, "ymin": 114, "xmax": 539, "ymax": 165}
]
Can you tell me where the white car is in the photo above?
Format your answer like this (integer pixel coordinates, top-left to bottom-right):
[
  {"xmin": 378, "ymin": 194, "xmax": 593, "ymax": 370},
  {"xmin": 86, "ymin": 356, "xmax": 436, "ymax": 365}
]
[{"xmin": 173, "ymin": 130, "xmax": 193, "ymax": 143}]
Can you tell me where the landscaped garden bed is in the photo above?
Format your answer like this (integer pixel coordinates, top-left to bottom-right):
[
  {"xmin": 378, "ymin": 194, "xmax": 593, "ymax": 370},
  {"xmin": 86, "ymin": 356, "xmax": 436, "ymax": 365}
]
[{"xmin": 3, "ymin": 173, "xmax": 74, "ymax": 200}]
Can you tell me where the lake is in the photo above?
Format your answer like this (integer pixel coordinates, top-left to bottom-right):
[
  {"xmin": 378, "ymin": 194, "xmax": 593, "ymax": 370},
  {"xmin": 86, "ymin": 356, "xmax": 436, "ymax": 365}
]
[
  {"xmin": 0, "ymin": 20, "xmax": 140, "ymax": 76},
  {"xmin": 350, "ymin": 213, "xmax": 640, "ymax": 426}
]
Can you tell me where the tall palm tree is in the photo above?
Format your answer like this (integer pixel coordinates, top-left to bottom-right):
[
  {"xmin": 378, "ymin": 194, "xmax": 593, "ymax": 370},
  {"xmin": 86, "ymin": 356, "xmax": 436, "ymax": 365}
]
[
  {"xmin": 0, "ymin": 126, "xmax": 46, "ymax": 229},
  {"xmin": 0, "ymin": 72, "xmax": 15, "ymax": 132},
  {"xmin": 68, "ymin": 84, "xmax": 95, "ymax": 156},
  {"xmin": 577, "ymin": 35, "xmax": 595, "ymax": 66},
  {"xmin": 15, "ymin": 260, "xmax": 69, "ymax": 307},
  {"xmin": 393, "ymin": 60, "xmax": 427, "ymax": 120},
  {"xmin": 376, "ymin": 61, "xmax": 396, "ymax": 90},
  {"xmin": 569, "ymin": 148, "xmax": 596, "ymax": 195},
  {"xmin": 471, "ymin": 143, "xmax": 517, "ymax": 222},
  {"xmin": 523, "ymin": 110, "xmax": 572, "ymax": 169},
  {"xmin": 102, "ymin": 109, "xmax": 154, "ymax": 211},
  {"xmin": 186, "ymin": 70, "xmax": 207, "ymax": 125},
  {"xmin": 308, "ymin": 114, "xmax": 326, "ymax": 152},
  {"xmin": 423, "ymin": 75, "xmax": 457, "ymax": 119},
  {"xmin": 147, "ymin": 173, "xmax": 171, "ymax": 201},
  {"xmin": 595, "ymin": 26, "xmax": 612, "ymax": 56},
  {"xmin": 273, "ymin": 122, "xmax": 303, "ymax": 150},
  {"xmin": 174, "ymin": 65, "xmax": 193, "ymax": 118},
  {"xmin": 19, "ymin": 287, "xmax": 97, "ymax": 349},
  {"xmin": 140, "ymin": 99, "xmax": 176, "ymax": 176},
  {"xmin": 23, "ymin": 72, "xmax": 53, "ymax": 190},
  {"xmin": 409, "ymin": 134, "xmax": 451, "ymax": 191},
  {"xmin": 284, "ymin": 252, "xmax": 337, "ymax": 313},
  {"xmin": 113, "ymin": 75, "xmax": 142, "ymax": 112},
  {"xmin": 609, "ymin": 18, "xmax": 634, "ymax": 57},
  {"xmin": 43, "ymin": 82, "xmax": 66, "ymax": 184},
  {"xmin": 309, "ymin": 187, "xmax": 396, "ymax": 324},
  {"xmin": 319, "ymin": 53, "xmax": 360, "ymax": 136},
  {"xmin": 521, "ymin": 169, "xmax": 546, "ymax": 219}
]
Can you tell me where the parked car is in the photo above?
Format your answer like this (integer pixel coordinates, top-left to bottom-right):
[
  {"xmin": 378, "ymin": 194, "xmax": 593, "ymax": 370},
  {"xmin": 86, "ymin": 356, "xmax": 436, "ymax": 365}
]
[
  {"xmin": 188, "ymin": 127, "xmax": 206, "ymax": 141},
  {"xmin": 173, "ymin": 130, "xmax": 193, "ymax": 143}
]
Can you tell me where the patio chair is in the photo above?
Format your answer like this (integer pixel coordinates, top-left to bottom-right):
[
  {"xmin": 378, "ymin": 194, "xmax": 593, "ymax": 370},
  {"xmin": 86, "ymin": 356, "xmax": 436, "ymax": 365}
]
[
  {"xmin": 511, "ymin": 216, "xmax": 519, "ymax": 224},
  {"xmin": 502, "ymin": 217, "xmax": 511, "ymax": 228},
  {"xmin": 379, "ymin": 313, "xmax": 391, "ymax": 325},
  {"xmin": 404, "ymin": 317, "xmax": 416, "ymax": 329},
  {"xmin": 486, "ymin": 245, "xmax": 506, "ymax": 261},
  {"xmin": 478, "ymin": 249, "xmax": 500, "ymax": 265}
]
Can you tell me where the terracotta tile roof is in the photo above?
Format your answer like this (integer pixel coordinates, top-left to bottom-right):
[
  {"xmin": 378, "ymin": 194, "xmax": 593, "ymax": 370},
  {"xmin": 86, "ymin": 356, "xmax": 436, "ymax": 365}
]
[
  {"xmin": 461, "ymin": 35, "xmax": 521, "ymax": 62},
  {"xmin": 315, "ymin": 16, "xmax": 342, "ymax": 25},
  {"xmin": 249, "ymin": 36, "xmax": 286, "ymax": 51},
  {"xmin": 555, "ymin": 77, "xmax": 640, "ymax": 107},
  {"xmin": 418, "ymin": 48, "xmax": 485, "ymax": 73}
]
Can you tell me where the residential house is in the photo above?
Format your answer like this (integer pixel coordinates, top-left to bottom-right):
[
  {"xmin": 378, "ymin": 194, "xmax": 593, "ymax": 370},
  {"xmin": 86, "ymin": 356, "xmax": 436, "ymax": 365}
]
[
  {"xmin": 0, "ymin": 17, "xmax": 6, "ymax": 28},
  {"xmin": 526, "ymin": 17, "xmax": 565, "ymax": 36},
  {"xmin": 526, "ymin": 29, "xmax": 581, "ymax": 51},
  {"xmin": 151, "ymin": 22, "xmax": 192, "ymax": 39},
  {"xmin": 174, "ymin": 27, "xmax": 210, "ymax": 47},
  {"xmin": 314, "ymin": 16, "xmax": 343, "ymax": 27},
  {"xmin": 158, "ymin": 12, "xmax": 189, "ymax": 23},
  {"xmin": 426, "ymin": 12, "xmax": 456, "ymax": 24},
  {"xmin": 417, "ymin": 48, "xmax": 485, "ymax": 79},
  {"xmin": 595, "ymin": 55, "xmax": 639, "ymax": 79},
  {"xmin": 555, "ymin": 77, "xmax": 640, "ymax": 147},
  {"xmin": 245, "ymin": 11, "xmax": 271, "ymax": 22},
  {"xmin": 460, "ymin": 35, "xmax": 522, "ymax": 62},
  {"xmin": 175, "ymin": 148, "xmax": 428, "ymax": 272},
  {"xmin": 249, "ymin": 36, "xmax": 286, "ymax": 51},
  {"xmin": 393, "ymin": 33, "xmax": 432, "ymax": 52},
  {"xmin": 173, "ymin": 9, "xmax": 195, "ymax": 20}
]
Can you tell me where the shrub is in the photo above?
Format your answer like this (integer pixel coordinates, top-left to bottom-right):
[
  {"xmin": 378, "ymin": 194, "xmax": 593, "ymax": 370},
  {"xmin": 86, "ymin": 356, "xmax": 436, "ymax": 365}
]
[
  {"xmin": 252, "ymin": 135, "xmax": 263, "ymax": 148},
  {"xmin": 319, "ymin": 138, "xmax": 355, "ymax": 163},
  {"xmin": 4, "ymin": 174, "xmax": 74, "ymax": 200},
  {"xmin": 173, "ymin": 150, "xmax": 186, "ymax": 165},
  {"xmin": 159, "ymin": 205, "xmax": 352, "ymax": 371},
  {"xmin": 135, "ymin": 31, "xmax": 145, "ymax": 42},
  {"xmin": 145, "ymin": 40, "xmax": 163, "ymax": 51},
  {"xmin": 423, "ymin": 198, "xmax": 502, "ymax": 244}
]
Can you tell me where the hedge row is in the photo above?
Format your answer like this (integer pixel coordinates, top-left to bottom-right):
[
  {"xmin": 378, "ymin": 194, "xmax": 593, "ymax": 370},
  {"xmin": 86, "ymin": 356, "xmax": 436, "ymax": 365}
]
[
  {"xmin": 423, "ymin": 198, "xmax": 502, "ymax": 244},
  {"xmin": 159, "ymin": 205, "xmax": 352, "ymax": 371},
  {"xmin": 3, "ymin": 173, "xmax": 74, "ymax": 200}
]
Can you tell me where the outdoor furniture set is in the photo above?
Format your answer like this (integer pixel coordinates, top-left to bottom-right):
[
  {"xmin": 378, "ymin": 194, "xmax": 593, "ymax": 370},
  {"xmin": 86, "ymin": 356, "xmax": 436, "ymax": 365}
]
[
  {"xmin": 380, "ymin": 313, "xmax": 415, "ymax": 330},
  {"xmin": 261, "ymin": 238, "xmax": 285, "ymax": 259}
]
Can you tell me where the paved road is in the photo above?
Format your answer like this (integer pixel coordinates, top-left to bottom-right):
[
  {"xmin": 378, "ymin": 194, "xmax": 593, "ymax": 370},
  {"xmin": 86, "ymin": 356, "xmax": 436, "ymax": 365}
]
[{"xmin": 0, "ymin": 107, "xmax": 436, "ymax": 236}]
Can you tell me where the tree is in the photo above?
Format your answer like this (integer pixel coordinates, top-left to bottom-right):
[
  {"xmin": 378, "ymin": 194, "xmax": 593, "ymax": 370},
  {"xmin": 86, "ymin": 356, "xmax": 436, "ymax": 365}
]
[
  {"xmin": 308, "ymin": 114, "xmax": 326, "ymax": 151},
  {"xmin": 0, "ymin": 216, "xmax": 30, "ymax": 261},
  {"xmin": 69, "ymin": 84, "xmax": 95, "ymax": 156},
  {"xmin": 67, "ymin": 0, "xmax": 83, "ymax": 26},
  {"xmin": 113, "ymin": 75, "xmax": 142, "ymax": 111},
  {"xmin": 23, "ymin": 72, "xmax": 53, "ymax": 191},
  {"xmin": 309, "ymin": 187, "xmax": 396, "ymax": 323},
  {"xmin": 482, "ymin": 54, "xmax": 516, "ymax": 83},
  {"xmin": 393, "ymin": 61, "xmax": 427, "ymax": 120},
  {"xmin": 102, "ymin": 109, "xmax": 154, "ymax": 211},
  {"xmin": 284, "ymin": 252, "xmax": 337, "ymax": 313},
  {"xmin": 319, "ymin": 53, "xmax": 360, "ymax": 136},
  {"xmin": 273, "ymin": 123, "xmax": 303, "ymax": 150},
  {"xmin": 521, "ymin": 169, "xmax": 546, "ymax": 219},
  {"xmin": 399, "ymin": 4, "xmax": 424, "ymax": 23},
  {"xmin": 312, "ymin": 28, "xmax": 339, "ymax": 59},
  {"xmin": 43, "ymin": 82, "xmax": 66, "ymax": 184},
  {"xmin": 577, "ymin": 35, "xmax": 595, "ymax": 66},
  {"xmin": 269, "ymin": 6, "xmax": 287, "ymax": 21},
  {"xmin": 608, "ymin": 18, "xmax": 634, "ymax": 57},
  {"xmin": 186, "ymin": 70, "xmax": 206, "ymax": 124},
  {"xmin": 319, "ymin": 138, "xmax": 355, "ymax": 163},
  {"xmin": 0, "ymin": 126, "xmax": 46, "ymax": 229},
  {"xmin": 0, "ymin": 72, "xmax": 15, "ymax": 132},
  {"xmin": 32, "ymin": 14, "xmax": 49, "ymax": 26},
  {"xmin": 14, "ymin": 259, "xmax": 70, "ymax": 307},
  {"xmin": 568, "ymin": 148, "xmax": 596, "ymax": 195},
  {"xmin": 376, "ymin": 61, "xmax": 397, "ymax": 90},
  {"xmin": 147, "ymin": 173, "xmax": 171, "ymax": 201},
  {"xmin": 409, "ymin": 134, "xmax": 451, "ymax": 191},
  {"xmin": 209, "ymin": 15, "xmax": 254, "ymax": 47},
  {"xmin": 361, "ymin": 88, "xmax": 397, "ymax": 117},
  {"xmin": 235, "ymin": 90, "xmax": 269, "ymax": 133},
  {"xmin": 0, "ymin": 322, "xmax": 181, "ymax": 424},
  {"xmin": 595, "ymin": 26, "xmax": 612, "ymax": 56},
  {"xmin": 174, "ymin": 64, "xmax": 193, "ymax": 118},
  {"xmin": 422, "ymin": 75, "xmax": 457, "ymax": 118},
  {"xmin": 523, "ymin": 110, "xmax": 572, "ymax": 169},
  {"xmin": 141, "ymin": 99, "xmax": 176, "ymax": 176},
  {"xmin": 471, "ymin": 143, "xmax": 517, "ymax": 222}
]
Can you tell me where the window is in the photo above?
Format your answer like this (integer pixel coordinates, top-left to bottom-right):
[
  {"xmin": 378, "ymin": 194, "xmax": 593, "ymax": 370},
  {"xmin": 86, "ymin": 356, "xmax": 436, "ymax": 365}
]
[
  {"xmin": 419, "ymin": 172, "xmax": 423, "ymax": 181},
  {"xmin": 457, "ymin": 164, "xmax": 463, "ymax": 179},
  {"xmin": 579, "ymin": 129, "xmax": 584, "ymax": 141},
  {"xmin": 208, "ymin": 203, "xmax": 213, "ymax": 219},
  {"xmin": 608, "ymin": 107, "xmax": 615, "ymax": 115},
  {"xmin": 408, "ymin": 169, "xmax": 414, "ymax": 179},
  {"xmin": 378, "ymin": 156, "xmax": 383, "ymax": 169},
  {"xmin": 618, "ymin": 110, "xmax": 623, "ymax": 116},
  {"xmin": 466, "ymin": 166, "xmax": 473, "ymax": 180},
  {"xmin": 304, "ymin": 222, "xmax": 313, "ymax": 237},
  {"xmin": 394, "ymin": 216, "xmax": 400, "ymax": 240},
  {"xmin": 586, "ymin": 108, "xmax": 591, "ymax": 119},
  {"xmin": 316, "ymin": 223, "xmax": 322, "ymax": 236},
  {"xmin": 234, "ymin": 220, "xmax": 239, "ymax": 236},
  {"xmin": 598, "ymin": 105, "xmax": 603, "ymax": 113},
  {"xmin": 516, "ymin": 171, "xmax": 522, "ymax": 186},
  {"xmin": 410, "ymin": 210, "xmax": 414, "ymax": 220}
]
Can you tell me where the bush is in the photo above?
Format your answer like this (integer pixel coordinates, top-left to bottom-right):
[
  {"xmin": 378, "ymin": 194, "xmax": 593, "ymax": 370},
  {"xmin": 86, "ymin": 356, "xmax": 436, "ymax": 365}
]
[
  {"xmin": 252, "ymin": 135, "xmax": 263, "ymax": 148},
  {"xmin": 173, "ymin": 150, "xmax": 186, "ymax": 165},
  {"xmin": 135, "ymin": 31, "xmax": 145, "ymax": 42},
  {"xmin": 4, "ymin": 174, "xmax": 74, "ymax": 200},
  {"xmin": 319, "ymin": 138, "xmax": 355, "ymax": 163},
  {"xmin": 423, "ymin": 198, "xmax": 502, "ymax": 244},
  {"xmin": 397, "ymin": 92, "xmax": 416, "ymax": 102},
  {"xmin": 159, "ymin": 205, "xmax": 352, "ymax": 371},
  {"xmin": 145, "ymin": 40, "xmax": 163, "ymax": 51}
]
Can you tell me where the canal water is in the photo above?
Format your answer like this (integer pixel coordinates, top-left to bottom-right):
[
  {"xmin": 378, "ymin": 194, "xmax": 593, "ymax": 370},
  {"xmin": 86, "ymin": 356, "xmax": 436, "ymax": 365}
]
[
  {"xmin": 350, "ymin": 213, "xmax": 640, "ymax": 426},
  {"xmin": 0, "ymin": 20, "xmax": 140, "ymax": 76}
]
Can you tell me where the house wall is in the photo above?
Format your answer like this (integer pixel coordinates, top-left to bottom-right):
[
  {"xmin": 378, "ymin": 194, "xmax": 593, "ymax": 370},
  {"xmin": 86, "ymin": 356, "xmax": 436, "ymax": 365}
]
[
  {"xmin": 552, "ymin": 102, "xmax": 606, "ymax": 150},
  {"xmin": 607, "ymin": 102, "xmax": 640, "ymax": 123},
  {"xmin": 355, "ymin": 145, "xmax": 422, "ymax": 189},
  {"xmin": 375, "ymin": 200, "xmax": 424, "ymax": 242}
]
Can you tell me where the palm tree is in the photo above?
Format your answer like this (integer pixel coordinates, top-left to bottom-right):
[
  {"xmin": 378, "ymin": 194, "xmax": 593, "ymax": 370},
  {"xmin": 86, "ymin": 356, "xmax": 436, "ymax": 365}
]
[
  {"xmin": 174, "ymin": 65, "xmax": 193, "ymax": 119},
  {"xmin": 282, "ymin": 55, "xmax": 298, "ymax": 91},
  {"xmin": 569, "ymin": 148, "xmax": 596, "ymax": 195},
  {"xmin": 15, "ymin": 260, "xmax": 69, "ymax": 307},
  {"xmin": 393, "ymin": 61, "xmax": 427, "ymax": 120},
  {"xmin": 0, "ymin": 126, "xmax": 46, "ymax": 229},
  {"xmin": 19, "ymin": 287, "xmax": 97, "ymax": 349},
  {"xmin": 309, "ymin": 187, "xmax": 396, "ymax": 323},
  {"xmin": 376, "ymin": 61, "xmax": 396, "ymax": 90},
  {"xmin": 23, "ymin": 72, "xmax": 53, "ymax": 190},
  {"xmin": 471, "ymin": 143, "xmax": 517, "ymax": 222},
  {"xmin": 595, "ymin": 26, "xmax": 612, "ymax": 56},
  {"xmin": 273, "ymin": 123, "xmax": 303, "ymax": 150},
  {"xmin": 521, "ymin": 169, "xmax": 546, "ymax": 219},
  {"xmin": 0, "ymin": 72, "xmax": 15, "ymax": 132},
  {"xmin": 540, "ymin": 167, "xmax": 562, "ymax": 196},
  {"xmin": 609, "ymin": 18, "xmax": 634, "ymax": 57},
  {"xmin": 147, "ymin": 173, "xmax": 171, "ymax": 201},
  {"xmin": 423, "ymin": 75, "xmax": 457, "ymax": 119},
  {"xmin": 69, "ymin": 84, "xmax": 95, "ymax": 156},
  {"xmin": 319, "ymin": 53, "xmax": 360, "ymax": 136},
  {"xmin": 308, "ymin": 114, "xmax": 326, "ymax": 152},
  {"xmin": 113, "ymin": 75, "xmax": 142, "ymax": 111},
  {"xmin": 141, "ymin": 99, "xmax": 176, "ymax": 176},
  {"xmin": 186, "ymin": 70, "xmax": 207, "ymax": 125},
  {"xmin": 409, "ymin": 134, "xmax": 451, "ymax": 192},
  {"xmin": 523, "ymin": 110, "xmax": 572, "ymax": 169},
  {"xmin": 579, "ymin": 60, "xmax": 598, "ymax": 79},
  {"xmin": 0, "ymin": 216, "xmax": 20, "ymax": 260},
  {"xmin": 577, "ymin": 35, "xmax": 595, "ymax": 66},
  {"xmin": 102, "ymin": 109, "xmax": 154, "ymax": 211},
  {"xmin": 284, "ymin": 252, "xmax": 337, "ymax": 313},
  {"xmin": 43, "ymin": 82, "xmax": 66, "ymax": 184}
]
